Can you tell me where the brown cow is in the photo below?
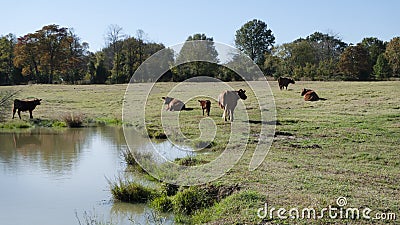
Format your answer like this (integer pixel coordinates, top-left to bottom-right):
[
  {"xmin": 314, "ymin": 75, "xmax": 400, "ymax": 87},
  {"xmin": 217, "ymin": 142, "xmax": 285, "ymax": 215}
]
[
  {"xmin": 12, "ymin": 98, "xmax": 42, "ymax": 119},
  {"xmin": 162, "ymin": 97, "xmax": 186, "ymax": 111},
  {"xmin": 198, "ymin": 100, "xmax": 211, "ymax": 116},
  {"xmin": 278, "ymin": 77, "xmax": 295, "ymax": 90},
  {"xmin": 301, "ymin": 88, "xmax": 326, "ymax": 101},
  {"xmin": 218, "ymin": 89, "xmax": 247, "ymax": 122}
]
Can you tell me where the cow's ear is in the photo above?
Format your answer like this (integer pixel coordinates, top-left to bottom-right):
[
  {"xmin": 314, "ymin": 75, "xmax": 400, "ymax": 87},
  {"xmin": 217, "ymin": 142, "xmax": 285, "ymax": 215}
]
[
  {"xmin": 198, "ymin": 100, "xmax": 201, "ymax": 102},
  {"xmin": 39, "ymin": 99, "xmax": 42, "ymax": 101},
  {"xmin": 162, "ymin": 97, "xmax": 166, "ymax": 99},
  {"xmin": 243, "ymin": 90, "xmax": 246, "ymax": 93}
]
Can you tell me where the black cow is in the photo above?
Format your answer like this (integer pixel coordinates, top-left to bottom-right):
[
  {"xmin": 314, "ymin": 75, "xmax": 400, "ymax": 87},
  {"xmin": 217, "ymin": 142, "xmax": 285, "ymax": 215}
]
[
  {"xmin": 278, "ymin": 77, "xmax": 295, "ymax": 90},
  {"xmin": 12, "ymin": 98, "xmax": 42, "ymax": 119}
]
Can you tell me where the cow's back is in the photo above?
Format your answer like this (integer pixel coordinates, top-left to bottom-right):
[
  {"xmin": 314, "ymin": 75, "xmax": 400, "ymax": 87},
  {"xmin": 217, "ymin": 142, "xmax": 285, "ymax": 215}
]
[
  {"xmin": 13, "ymin": 99, "xmax": 38, "ymax": 111},
  {"xmin": 304, "ymin": 91, "xmax": 319, "ymax": 101},
  {"xmin": 168, "ymin": 98, "xmax": 185, "ymax": 111},
  {"xmin": 218, "ymin": 90, "xmax": 239, "ymax": 109}
]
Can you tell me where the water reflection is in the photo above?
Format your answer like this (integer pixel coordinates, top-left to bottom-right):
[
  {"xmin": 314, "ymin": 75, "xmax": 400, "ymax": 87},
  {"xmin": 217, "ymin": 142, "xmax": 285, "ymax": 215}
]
[{"xmin": 0, "ymin": 127, "xmax": 174, "ymax": 225}]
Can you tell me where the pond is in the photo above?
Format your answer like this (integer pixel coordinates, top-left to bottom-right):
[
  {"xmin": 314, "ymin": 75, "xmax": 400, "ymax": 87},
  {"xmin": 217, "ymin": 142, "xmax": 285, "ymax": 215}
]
[{"xmin": 0, "ymin": 126, "xmax": 174, "ymax": 225}]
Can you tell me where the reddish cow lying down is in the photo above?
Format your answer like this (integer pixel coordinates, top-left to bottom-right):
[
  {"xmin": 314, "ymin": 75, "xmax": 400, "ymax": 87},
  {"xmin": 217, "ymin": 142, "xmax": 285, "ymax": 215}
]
[
  {"xmin": 198, "ymin": 100, "xmax": 211, "ymax": 116},
  {"xmin": 218, "ymin": 89, "xmax": 247, "ymax": 122},
  {"xmin": 301, "ymin": 88, "xmax": 326, "ymax": 101},
  {"xmin": 12, "ymin": 98, "xmax": 42, "ymax": 119},
  {"xmin": 162, "ymin": 97, "xmax": 186, "ymax": 111}
]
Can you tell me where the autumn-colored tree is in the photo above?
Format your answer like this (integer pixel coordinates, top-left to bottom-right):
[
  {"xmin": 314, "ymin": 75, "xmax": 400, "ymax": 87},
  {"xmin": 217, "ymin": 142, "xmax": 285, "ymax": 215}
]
[
  {"xmin": 384, "ymin": 37, "xmax": 400, "ymax": 77},
  {"xmin": 338, "ymin": 45, "xmax": 371, "ymax": 80},
  {"xmin": 14, "ymin": 24, "xmax": 88, "ymax": 83}
]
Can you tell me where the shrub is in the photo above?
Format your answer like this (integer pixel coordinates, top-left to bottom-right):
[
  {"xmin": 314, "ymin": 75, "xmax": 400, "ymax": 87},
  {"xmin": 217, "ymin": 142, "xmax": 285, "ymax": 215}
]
[
  {"xmin": 172, "ymin": 186, "xmax": 214, "ymax": 215},
  {"xmin": 62, "ymin": 113, "xmax": 84, "ymax": 128},
  {"xmin": 151, "ymin": 195, "xmax": 173, "ymax": 212},
  {"xmin": 109, "ymin": 178, "xmax": 156, "ymax": 203},
  {"xmin": 121, "ymin": 148, "xmax": 137, "ymax": 166}
]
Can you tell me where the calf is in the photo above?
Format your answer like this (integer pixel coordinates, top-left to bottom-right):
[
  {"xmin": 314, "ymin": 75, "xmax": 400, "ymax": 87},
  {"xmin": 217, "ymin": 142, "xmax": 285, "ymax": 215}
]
[
  {"xmin": 162, "ymin": 97, "xmax": 186, "ymax": 111},
  {"xmin": 198, "ymin": 100, "xmax": 211, "ymax": 116},
  {"xmin": 278, "ymin": 77, "xmax": 295, "ymax": 90},
  {"xmin": 301, "ymin": 88, "xmax": 320, "ymax": 101},
  {"xmin": 12, "ymin": 98, "xmax": 42, "ymax": 119},
  {"xmin": 218, "ymin": 89, "xmax": 247, "ymax": 122}
]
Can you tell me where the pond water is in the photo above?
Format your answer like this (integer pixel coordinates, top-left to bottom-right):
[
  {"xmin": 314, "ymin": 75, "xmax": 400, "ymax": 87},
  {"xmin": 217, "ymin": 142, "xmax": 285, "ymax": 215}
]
[{"xmin": 0, "ymin": 126, "xmax": 174, "ymax": 225}]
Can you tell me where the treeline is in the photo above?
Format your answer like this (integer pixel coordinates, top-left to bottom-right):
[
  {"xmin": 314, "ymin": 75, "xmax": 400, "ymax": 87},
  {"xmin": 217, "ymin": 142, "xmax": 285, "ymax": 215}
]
[{"xmin": 0, "ymin": 20, "xmax": 399, "ymax": 85}]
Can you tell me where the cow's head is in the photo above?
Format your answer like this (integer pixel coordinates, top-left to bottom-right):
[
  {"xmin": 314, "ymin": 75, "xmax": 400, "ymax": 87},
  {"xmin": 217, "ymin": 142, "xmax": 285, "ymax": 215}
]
[
  {"xmin": 237, "ymin": 89, "xmax": 247, "ymax": 100},
  {"xmin": 198, "ymin": 100, "xmax": 206, "ymax": 106},
  {"xmin": 162, "ymin": 97, "xmax": 173, "ymax": 104},
  {"xmin": 301, "ymin": 88, "xmax": 311, "ymax": 96},
  {"xmin": 34, "ymin": 98, "xmax": 42, "ymax": 105},
  {"xmin": 289, "ymin": 78, "xmax": 295, "ymax": 84}
]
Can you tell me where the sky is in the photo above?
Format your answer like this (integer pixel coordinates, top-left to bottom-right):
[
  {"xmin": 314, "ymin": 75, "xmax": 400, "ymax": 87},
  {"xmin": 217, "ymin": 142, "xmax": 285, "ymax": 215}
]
[{"xmin": 1, "ymin": 0, "xmax": 399, "ymax": 52}]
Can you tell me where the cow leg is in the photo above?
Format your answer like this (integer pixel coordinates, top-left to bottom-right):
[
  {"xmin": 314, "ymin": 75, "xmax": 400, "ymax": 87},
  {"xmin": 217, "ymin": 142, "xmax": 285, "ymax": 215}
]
[
  {"xmin": 29, "ymin": 110, "xmax": 33, "ymax": 119},
  {"xmin": 12, "ymin": 108, "xmax": 16, "ymax": 119},
  {"xmin": 202, "ymin": 108, "xmax": 205, "ymax": 116},
  {"xmin": 18, "ymin": 110, "xmax": 21, "ymax": 119},
  {"xmin": 223, "ymin": 108, "xmax": 227, "ymax": 121},
  {"xmin": 230, "ymin": 109, "xmax": 234, "ymax": 122}
]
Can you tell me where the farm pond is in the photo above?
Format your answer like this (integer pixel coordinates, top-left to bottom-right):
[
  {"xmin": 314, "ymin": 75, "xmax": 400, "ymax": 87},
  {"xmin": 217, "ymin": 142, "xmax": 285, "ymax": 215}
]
[{"xmin": 0, "ymin": 126, "xmax": 182, "ymax": 225}]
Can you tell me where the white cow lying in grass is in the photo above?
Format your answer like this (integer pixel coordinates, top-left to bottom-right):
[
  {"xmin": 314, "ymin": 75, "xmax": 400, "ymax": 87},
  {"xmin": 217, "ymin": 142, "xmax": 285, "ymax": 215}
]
[{"xmin": 218, "ymin": 89, "xmax": 247, "ymax": 122}]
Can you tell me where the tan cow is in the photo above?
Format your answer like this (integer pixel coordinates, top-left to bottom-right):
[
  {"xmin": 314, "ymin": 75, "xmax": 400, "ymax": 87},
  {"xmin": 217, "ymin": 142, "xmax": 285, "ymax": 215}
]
[
  {"xmin": 162, "ymin": 97, "xmax": 186, "ymax": 111},
  {"xmin": 218, "ymin": 89, "xmax": 247, "ymax": 122}
]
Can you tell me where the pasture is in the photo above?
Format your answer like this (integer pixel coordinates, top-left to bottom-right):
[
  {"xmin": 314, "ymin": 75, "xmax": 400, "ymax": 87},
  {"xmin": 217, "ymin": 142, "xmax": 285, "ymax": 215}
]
[{"xmin": 0, "ymin": 81, "xmax": 399, "ymax": 224}]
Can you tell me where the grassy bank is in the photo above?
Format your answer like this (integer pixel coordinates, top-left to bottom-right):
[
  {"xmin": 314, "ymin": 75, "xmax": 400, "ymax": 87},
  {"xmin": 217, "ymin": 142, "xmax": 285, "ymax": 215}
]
[
  {"xmin": 0, "ymin": 84, "xmax": 125, "ymax": 128},
  {"xmin": 1, "ymin": 82, "xmax": 399, "ymax": 224}
]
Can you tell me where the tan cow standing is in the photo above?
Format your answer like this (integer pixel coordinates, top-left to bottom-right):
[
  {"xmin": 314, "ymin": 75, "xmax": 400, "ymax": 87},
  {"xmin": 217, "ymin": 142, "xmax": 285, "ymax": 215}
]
[{"xmin": 218, "ymin": 89, "xmax": 247, "ymax": 122}]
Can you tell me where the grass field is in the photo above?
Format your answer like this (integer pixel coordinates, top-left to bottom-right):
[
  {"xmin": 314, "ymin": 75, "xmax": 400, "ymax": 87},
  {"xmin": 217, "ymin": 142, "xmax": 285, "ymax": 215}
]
[{"xmin": 0, "ymin": 81, "xmax": 399, "ymax": 224}]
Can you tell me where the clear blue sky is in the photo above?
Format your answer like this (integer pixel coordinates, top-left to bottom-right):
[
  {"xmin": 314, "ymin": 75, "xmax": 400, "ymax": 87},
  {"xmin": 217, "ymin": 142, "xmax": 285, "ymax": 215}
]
[{"xmin": 1, "ymin": 0, "xmax": 399, "ymax": 51}]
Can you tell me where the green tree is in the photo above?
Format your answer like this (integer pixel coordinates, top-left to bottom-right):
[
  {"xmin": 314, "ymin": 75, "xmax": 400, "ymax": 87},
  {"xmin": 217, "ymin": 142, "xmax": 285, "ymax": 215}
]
[
  {"xmin": 338, "ymin": 44, "xmax": 371, "ymax": 80},
  {"xmin": 173, "ymin": 33, "xmax": 219, "ymax": 81},
  {"xmin": 373, "ymin": 53, "xmax": 391, "ymax": 79},
  {"xmin": 384, "ymin": 37, "xmax": 400, "ymax": 77},
  {"xmin": 105, "ymin": 24, "xmax": 125, "ymax": 83},
  {"xmin": 0, "ymin": 34, "xmax": 17, "ymax": 84},
  {"xmin": 235, "ymin": 19, "xmax": 275, "ymax": 65},
  {"xmin": 360, "ymin": 37, "xmax": 386, "ymax": 66},
  {"xmin": 305, "ymin": 32, "xmax": 347, "ymax": 63}
]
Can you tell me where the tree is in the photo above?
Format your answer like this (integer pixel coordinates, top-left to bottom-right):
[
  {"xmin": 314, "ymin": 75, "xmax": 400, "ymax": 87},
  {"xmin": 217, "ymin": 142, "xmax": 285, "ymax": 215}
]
[
  {"xmin": 105, "ymin": 24, "xmax": 125, "ymax": 83},
  {"xmin": 373, "ymin": 53, "xmax": 391, "ymax": 79},
  {"xmin": 235, "ymin": 19, "xmax": 275, "ymax": 65},
  {"xmin": 360, "ymin": 37, "xmax": 386, "ymax": 66},
  {"xmin": 173, "ymin": 33, "xmax": 219, "ymax": 81},
  {"xmin": 13, "ymin": 24, "xmax": 88, "ymax": 83},
  {"xmin": 0, "ymin": 34, "xmax": 17, "ymax": 84},
  {"xmin": 338, "ymin": 44, "xmax": 371, "ymax": 80},
  {"xmin": 305, "ymin": 32, "xmax": 347, "ymax": 63},
  {"xmin": 384, "ymin": 37, "xmax": 400, "ymax": 77}
]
